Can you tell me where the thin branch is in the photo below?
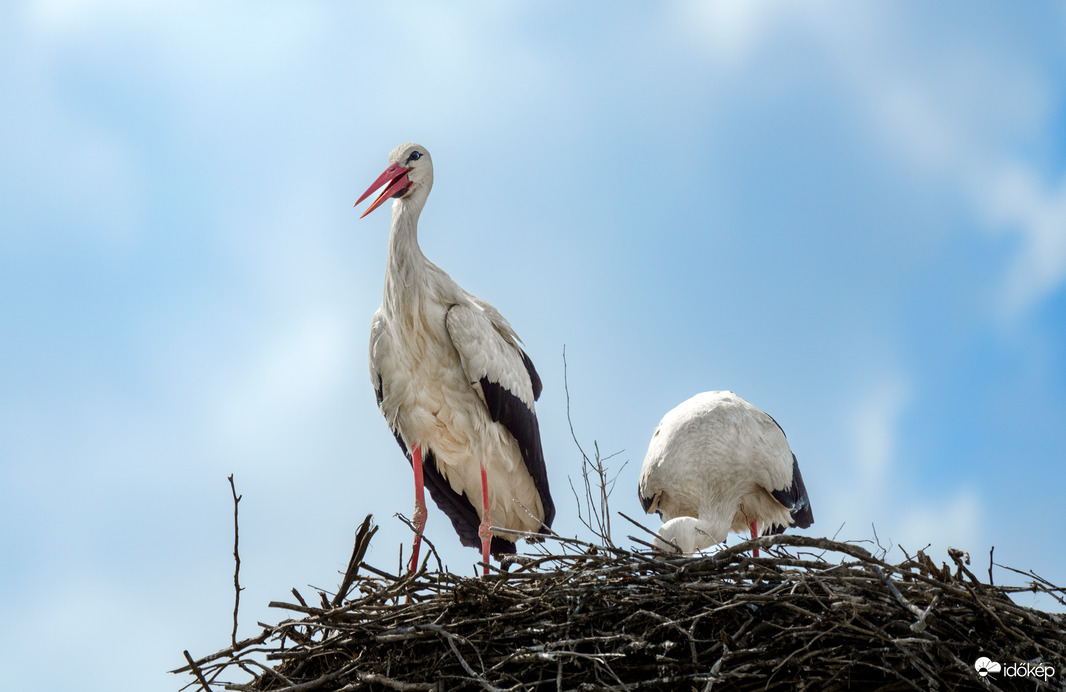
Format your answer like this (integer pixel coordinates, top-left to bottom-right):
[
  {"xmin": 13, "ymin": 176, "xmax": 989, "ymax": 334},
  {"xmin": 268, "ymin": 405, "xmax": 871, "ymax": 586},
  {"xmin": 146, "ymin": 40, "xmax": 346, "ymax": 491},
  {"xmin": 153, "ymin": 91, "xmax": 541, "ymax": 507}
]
[
  {"xmin": 183, "ymin": 649, "xmax": 213, "ymax": 692},
  {"xmin": 561, "ymin": 346, "xmax": 590, "ymax": 468},
  {"xmin": 227, "ymin": 474, "xmax": 243, "ymax": 649},
  {"xmin": 421, "ymin": 624, "xmax": 505, "ymax": 692},
  {"xmin": 561, "ymin": 346, "xmax": 624, "ymax": 547},
  {"xmin": 333, "ymin": 514, "xmax": 378, "ymax": 607}
]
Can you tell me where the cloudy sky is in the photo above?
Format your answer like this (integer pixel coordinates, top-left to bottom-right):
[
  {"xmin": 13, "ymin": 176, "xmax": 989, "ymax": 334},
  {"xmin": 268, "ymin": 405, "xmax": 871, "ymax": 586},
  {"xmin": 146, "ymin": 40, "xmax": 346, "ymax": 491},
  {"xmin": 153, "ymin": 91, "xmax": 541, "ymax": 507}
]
[{"xmin": 2, "ymin": 2, "xmax": 1064, "ymax": 690}]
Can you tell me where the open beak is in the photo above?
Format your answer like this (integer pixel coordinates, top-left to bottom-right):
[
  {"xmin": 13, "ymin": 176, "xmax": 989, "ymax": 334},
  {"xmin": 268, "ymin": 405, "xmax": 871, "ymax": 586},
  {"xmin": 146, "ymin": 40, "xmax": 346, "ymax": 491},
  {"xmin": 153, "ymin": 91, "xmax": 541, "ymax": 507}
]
[{"xmin": 355, "ymin": 162, "xmax": 411, "ymax": 218}]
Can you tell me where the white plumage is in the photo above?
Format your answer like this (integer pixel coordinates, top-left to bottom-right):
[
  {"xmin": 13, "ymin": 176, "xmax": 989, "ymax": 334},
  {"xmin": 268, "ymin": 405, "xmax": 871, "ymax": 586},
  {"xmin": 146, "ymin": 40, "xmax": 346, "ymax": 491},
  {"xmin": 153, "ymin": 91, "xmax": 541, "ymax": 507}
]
[
  {"xmin": 357, "ymin": 143, "xmax": 554, "ymax": 574},
  {"xmin": 638, "ymin": 391, "xmax": 813, "ymax": 554}
]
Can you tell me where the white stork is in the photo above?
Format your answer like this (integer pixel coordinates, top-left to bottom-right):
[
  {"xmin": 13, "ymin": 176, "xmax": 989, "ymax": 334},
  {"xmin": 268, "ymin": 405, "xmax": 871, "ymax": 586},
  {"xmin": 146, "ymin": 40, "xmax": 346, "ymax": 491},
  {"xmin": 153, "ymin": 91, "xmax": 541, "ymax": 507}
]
[
  {"xmin": 355, "ymin": 143, "xmax": 554, "ymax": 575},
  {"xmin": 638, "ymin": 391, "xmax": 813, "ymax": 555}
]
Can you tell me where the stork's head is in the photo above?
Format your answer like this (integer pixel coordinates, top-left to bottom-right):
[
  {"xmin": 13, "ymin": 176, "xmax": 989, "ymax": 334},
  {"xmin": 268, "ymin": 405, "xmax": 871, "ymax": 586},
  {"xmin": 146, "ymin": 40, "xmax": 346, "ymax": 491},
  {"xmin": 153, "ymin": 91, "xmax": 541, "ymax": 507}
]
[{"xmin": 355, "ymin": 142, "xmax": 434, "ymax": 218}]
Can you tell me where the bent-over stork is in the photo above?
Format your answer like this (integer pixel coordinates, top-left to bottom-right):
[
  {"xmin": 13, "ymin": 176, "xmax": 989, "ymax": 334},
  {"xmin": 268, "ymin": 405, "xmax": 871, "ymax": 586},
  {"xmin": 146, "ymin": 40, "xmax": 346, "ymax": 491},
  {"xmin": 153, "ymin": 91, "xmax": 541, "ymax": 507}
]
[
  {"xmin": 356, "ymin": 143, "xmax": 554, "ymax": 575},
  {"xmin": 638, "ymin": 391, "xmax": 813, "ymax": 555}
]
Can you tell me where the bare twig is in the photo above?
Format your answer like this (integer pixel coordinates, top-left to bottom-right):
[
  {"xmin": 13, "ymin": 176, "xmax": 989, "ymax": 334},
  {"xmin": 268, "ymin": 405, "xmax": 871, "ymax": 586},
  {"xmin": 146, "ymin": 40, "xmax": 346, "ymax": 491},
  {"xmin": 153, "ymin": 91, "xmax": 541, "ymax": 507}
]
[
  {"xmin": 562, "ymin": 347, "xmax": 624, "ymax": 546},
  {"xmin": 351, "ymin": 672, "xmax": 434, "ymax": 691},
  {"xmin": 227, "ymin": 474, "xmax": 243, "ymax": 648},
  {"xmin": 618, "ymin": 511, "xmax": 684, "ymax": 554},
  {"xmin": 333, "ymin": 514, "xmax": 378, "ymax": 607},
  {"xmin": 617, "ymin": 510, "xmax": 658, "ymax": 542},
  {"xmin": 183, "ymin": 649, "xmax": 213, "ymax": 692},
  {"xmin": 421, "ymin": 624, "xmax": 504, "ymax": 692},
  {"xmin": 396, "ymin": 512, "xmax": 442, "ymax": 574},
  {"xmin": 870, "ymin": 523, "xmax": 890, "ymax": 560}
]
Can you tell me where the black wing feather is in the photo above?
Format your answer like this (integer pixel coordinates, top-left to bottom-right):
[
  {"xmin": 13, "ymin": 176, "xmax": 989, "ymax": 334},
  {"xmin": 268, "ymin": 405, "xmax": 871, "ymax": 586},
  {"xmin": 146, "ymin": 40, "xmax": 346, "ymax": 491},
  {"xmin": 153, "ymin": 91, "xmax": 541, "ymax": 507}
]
[
  {"xmin": 520, "ymin": 350, "xmax": 542, "ymax": 401},
  {"xmin": 479, "ymin": 377, "xmax": 555, "ymax": 533},
  {"xmin": 767, "ymin": 453, "xmax": 814, "ymax": 533}
]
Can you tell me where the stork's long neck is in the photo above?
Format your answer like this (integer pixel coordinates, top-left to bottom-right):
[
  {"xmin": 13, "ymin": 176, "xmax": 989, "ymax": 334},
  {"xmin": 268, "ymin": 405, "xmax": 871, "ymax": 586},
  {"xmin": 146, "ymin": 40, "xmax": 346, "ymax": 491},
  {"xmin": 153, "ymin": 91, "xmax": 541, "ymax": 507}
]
[{"xmin": 383, "ymin": 197, "xmax": 429, "ymax": 318}]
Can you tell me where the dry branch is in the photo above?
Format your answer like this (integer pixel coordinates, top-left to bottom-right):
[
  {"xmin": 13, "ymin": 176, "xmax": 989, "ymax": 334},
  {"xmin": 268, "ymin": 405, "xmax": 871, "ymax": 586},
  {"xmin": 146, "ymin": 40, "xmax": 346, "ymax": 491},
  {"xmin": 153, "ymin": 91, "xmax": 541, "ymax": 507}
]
[
  {"xmin": 228, "ymin": 474, "xmax": 243, "ymax": 648},
  {"xmin": 562, "ymin": 346, "xmax": 625, "ymax": 548}
]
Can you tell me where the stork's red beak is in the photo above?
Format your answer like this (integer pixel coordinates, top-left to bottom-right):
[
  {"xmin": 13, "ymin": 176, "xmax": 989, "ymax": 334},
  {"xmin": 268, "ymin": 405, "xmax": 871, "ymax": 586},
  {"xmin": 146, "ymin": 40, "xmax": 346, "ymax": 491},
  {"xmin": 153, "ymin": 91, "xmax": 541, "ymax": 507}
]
[{"xmin": 355, "ymin": 162, "xmax": 411, "ymax": 218}]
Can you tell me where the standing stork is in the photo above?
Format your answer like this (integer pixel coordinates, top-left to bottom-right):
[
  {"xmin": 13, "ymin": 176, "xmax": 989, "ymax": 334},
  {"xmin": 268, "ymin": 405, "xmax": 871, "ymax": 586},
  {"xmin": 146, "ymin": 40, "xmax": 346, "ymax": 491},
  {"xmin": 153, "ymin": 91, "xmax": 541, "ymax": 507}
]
[
  {"xmin": 638, "ymin": 391, "xmax": 813, "ymax": 555},
  {"xmin": 356, "ymin": 143, "xmax": 554, "ymax": 575}
]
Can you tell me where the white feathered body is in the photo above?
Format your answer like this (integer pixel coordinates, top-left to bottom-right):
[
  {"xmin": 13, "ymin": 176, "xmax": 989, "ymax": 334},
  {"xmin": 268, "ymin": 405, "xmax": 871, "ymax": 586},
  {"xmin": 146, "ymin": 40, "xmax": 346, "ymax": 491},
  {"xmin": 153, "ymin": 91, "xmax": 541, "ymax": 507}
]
[{"xmin": 639, "ymin": 391, "xmax": 807, "ymax": 550}]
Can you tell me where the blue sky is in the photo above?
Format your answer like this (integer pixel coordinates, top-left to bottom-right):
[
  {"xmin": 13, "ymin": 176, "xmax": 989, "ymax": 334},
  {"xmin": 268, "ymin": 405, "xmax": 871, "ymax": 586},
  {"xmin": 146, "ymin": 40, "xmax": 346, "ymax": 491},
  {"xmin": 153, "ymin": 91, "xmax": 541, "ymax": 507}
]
[{"xmin": 2, "ymin": 2, "xmax": 1065, "ymax": 690}]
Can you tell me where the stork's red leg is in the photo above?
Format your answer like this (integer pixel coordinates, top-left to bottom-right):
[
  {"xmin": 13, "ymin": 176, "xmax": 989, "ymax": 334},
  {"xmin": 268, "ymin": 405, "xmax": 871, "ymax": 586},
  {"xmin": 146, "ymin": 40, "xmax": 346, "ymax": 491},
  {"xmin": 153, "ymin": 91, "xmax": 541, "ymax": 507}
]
[
  {"xmin": 750, "ymin": 520, "xmax": 759, "ymax": 558},
  {"xmin": 477, "ymin": 465, "xmax": 492, "ymax": 576},
  {"xmin": 408, "ymin": 444, "xmax": 427, "ymax": 575}
]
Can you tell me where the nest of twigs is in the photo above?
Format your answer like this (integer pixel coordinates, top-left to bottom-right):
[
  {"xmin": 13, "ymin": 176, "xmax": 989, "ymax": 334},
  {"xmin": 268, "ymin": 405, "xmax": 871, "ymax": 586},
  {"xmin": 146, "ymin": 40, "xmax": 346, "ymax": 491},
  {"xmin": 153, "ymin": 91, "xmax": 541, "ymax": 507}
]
[{"xmin": 177, "ymin": 514, "xmax": 1065, "ymax": 692}]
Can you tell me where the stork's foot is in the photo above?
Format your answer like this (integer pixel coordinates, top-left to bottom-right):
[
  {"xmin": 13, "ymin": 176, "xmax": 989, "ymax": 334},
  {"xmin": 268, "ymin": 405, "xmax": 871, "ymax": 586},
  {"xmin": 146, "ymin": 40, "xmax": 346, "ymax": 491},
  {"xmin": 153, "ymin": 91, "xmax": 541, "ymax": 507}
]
[
  {"xmin": 477, "ymin": 516, "xmax": 492, "ymax": 576},
  {"xmin": 408, "ymin": 499, "xmax": 427, "ymax": 575},
  {"xmin": 407, "ymin": 444, "xmax": 428, "ymax": 576},
  {"xmin": 750, "ymin": 520, "xmax": 759, "ymax": 558}
]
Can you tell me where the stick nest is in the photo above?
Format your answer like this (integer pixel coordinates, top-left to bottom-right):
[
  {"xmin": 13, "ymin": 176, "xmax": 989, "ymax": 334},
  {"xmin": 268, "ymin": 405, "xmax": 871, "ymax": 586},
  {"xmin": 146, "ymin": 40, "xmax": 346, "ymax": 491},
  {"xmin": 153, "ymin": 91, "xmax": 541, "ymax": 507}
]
[{"xmin": 178, "ymin": 517, "xmax": 1065, "ymax": 691}]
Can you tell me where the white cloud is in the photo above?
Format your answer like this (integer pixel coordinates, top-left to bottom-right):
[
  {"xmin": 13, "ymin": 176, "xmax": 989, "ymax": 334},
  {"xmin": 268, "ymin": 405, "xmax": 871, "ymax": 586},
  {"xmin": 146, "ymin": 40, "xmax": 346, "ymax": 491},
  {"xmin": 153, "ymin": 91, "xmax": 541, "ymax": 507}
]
[
  {"xmin": 24, "ymin": 0, "xmax": 148, "ymax": 36},
  {"xmin": 674, "ymin": 0, "xmax": 790, "ymax": 65},
  {"xmin": 675, "ymin": 0, "xmax": 1064, "ymax": 315},
  {"xmin": 819, "ymin": 15, "xmax": 1063, "ymax": 315},
  {"xmin": 983, "ymin": 165, "xmax": 1066, "ymax": 316},
  {"xmin": 852, "ymin": 376, "xmax": 910, "ymax": 486},
  {"xmin": 864, "ymin": 78, "xmax": 968, "ymax": 176}
]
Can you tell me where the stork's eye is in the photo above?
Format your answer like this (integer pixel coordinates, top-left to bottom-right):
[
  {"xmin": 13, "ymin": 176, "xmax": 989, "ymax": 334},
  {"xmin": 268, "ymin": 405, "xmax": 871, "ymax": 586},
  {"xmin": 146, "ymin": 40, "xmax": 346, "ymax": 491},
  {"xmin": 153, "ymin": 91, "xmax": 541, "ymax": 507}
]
[{"xmin": 408, "ymin": 151, "xmax": 422, "ymax": 162}]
